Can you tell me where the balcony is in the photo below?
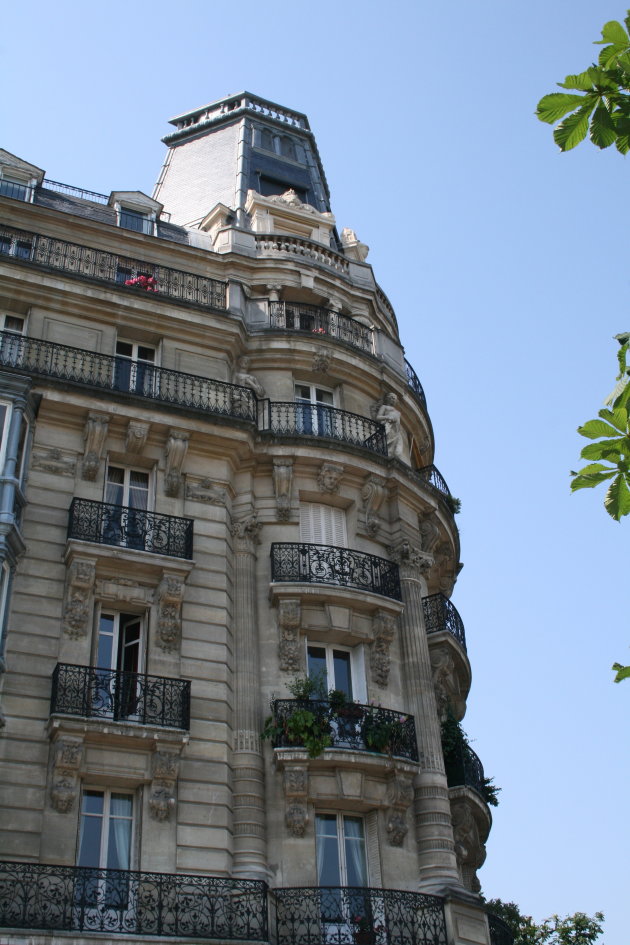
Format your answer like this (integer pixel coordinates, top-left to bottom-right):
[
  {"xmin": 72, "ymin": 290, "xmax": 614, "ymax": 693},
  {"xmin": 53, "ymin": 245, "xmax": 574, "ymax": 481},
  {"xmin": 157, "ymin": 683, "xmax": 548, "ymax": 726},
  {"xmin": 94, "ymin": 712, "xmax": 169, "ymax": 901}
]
[
  {"xmin": 268, "ymin": 301, "xmax": 373, "ymax": 354},
  {"xmin": 0, "ymin": 330, "xmax": 257, "ymax": 422},
  {"xmin": 422, "ymin": 593, "xmax": 467, "ymax": 651},
  {"xmin": 254, "ymin": 233, "xmax": 350, "ymax": 275},
  {"xmin": 443, "ymin": 737, "xmax": 486, "ymax": 798},
  {"xmin": 273, "ymin": 886, "xmax": 447, "ymax": 945},
  {"xmin": 51, "ymin": 663, "xmax": 191, "ymax": 730},
  {"xmin": 68, "ymin": 498, "xmax": 194, "ymax": 560},
  {"xmin": 414, "ymin": 464, "xmax": 451, "ymax": 497},
  {"xmin": 0, "ymin": 224, "xmax": 227, "ymax": 310},
  {"xmin": 0, "ymin": 861, "xmax": 267, "ymax": 941},
  {"xmin": 269, "ymin": 699, "xmax": 418, "ymax": 762},
  {"xmin": 488, "ymin": 913, "xmax": 515, "ymax": 945},
  {"xmin": 271, "ymin": 543, "xmax": 402, "ymax": 601},
  {"xmin": 404, "ymin": 358, "xmax": 427, "ymax": 410},
  {"xmin": 262, "ymin": 402, "xmax": 387, "ymax": 456}
]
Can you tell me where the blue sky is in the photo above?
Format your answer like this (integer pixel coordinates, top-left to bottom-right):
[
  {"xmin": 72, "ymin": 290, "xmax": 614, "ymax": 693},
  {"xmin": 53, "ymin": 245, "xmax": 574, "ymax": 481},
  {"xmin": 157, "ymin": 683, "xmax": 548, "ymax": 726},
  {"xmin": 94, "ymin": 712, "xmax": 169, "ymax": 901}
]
[{"xmin": 3, "ymin": 1, "xmax": 628, "ymax": 941}]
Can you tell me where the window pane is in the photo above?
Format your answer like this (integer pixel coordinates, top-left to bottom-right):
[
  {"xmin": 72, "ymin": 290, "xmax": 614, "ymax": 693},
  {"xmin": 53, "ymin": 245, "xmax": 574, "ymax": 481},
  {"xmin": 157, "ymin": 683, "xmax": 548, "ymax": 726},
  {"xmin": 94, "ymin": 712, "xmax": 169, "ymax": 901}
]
[
  {"xmin": 307, "ymin": 646, "xmax": 328, "ymax": 691},
  {"xmin": 116, "ymin": 341, "xmax": 133, "ymax": 357},
  {"xmin": 4, "ymin": 316, "xmax": 24, "ymax": 333},
  {"xmin": 343, "ymin": 817, "xmax": 367, "ymax": 887},
  {"xmin": 0, "ymin": 179, "xmax": 28, "ymax": 200},
  {"xmin": 333, "ymin": 651, "xmax": 353, "ymax": 699},
  {"xmin": 137, "ymin": 346, "xmax": 155, "ymax": 363},
  {"xmin": 97, "ymin": 614, "xmax": 115, "ymax": 668},
  {"xmin": 316, "ymin": 814, "xmax": 341, "ymax": 886}
]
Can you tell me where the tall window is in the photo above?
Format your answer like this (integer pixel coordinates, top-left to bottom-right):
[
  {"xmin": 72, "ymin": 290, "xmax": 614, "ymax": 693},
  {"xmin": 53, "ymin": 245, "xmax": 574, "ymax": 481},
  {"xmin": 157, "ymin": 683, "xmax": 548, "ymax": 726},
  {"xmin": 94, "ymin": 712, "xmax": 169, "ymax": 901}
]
[
  {"xmin": 114, "ymin": 340, "xmax": 156, "ymax": 395},
  {"xmin": 92, "ymin": 611, "xmax": 144, "ymax": 721},
  {"xmin": 0, "ymin": 316, "xmax": 25, "ymax": 369},
  {"xmin": 294, "ymin": 383, "xmax": 335, "ymax": 438},
  {"xmin": 77, "ymin": 789, "xmax": 134, "ymax": 908},
  {"xmin": 300, "ymin": 502, "xmax": 347, "ymax": 547},
  {"xmin": 307, "ymin": 645, "xmax": 354, "ymax": 699},
  {"xmin": 103, "ymin": 466, "xmax": 151, "ymax": 551},
  {"xmin": 316, "ymin": 814, "xmax": 370, "ymax": 931}
]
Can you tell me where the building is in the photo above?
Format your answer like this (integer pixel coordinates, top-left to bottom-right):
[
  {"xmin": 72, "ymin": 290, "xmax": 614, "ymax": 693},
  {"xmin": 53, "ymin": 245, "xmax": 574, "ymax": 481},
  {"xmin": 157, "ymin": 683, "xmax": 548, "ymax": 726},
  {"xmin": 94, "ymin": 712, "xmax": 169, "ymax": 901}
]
[{"xmin": 0, "ymin": 93, "xmax": 508, "ymax": 945}]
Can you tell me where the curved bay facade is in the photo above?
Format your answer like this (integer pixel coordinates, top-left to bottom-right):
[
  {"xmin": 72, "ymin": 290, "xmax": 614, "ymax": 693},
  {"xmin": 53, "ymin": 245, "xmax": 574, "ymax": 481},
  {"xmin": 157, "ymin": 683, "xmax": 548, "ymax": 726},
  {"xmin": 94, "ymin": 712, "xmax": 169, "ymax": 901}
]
[{"xmin": 0, "ymin": 94, "xmax": 505, "ymax": 945}]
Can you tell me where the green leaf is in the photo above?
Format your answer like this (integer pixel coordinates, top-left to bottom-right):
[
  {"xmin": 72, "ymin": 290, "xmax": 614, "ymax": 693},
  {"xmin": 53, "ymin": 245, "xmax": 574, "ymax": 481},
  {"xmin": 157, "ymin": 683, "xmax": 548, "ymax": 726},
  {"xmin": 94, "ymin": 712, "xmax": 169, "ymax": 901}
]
[
  {"xmin": 577, "ymin": 418, "xmax": 622, "ymax": 439},
  {"xmin": 576, "ymin": 462, "xmax": 616, "ymax": 475},
  {"xmin": 614, "ymin": 131, "xmax": 630, "ymax": 153},
  {"xmin": 558, "ymin": 71, "xmax": 596, "ymax": 91},
  {"xmin": 598, "ymin": 406, "xmax": 628, "ymax": 432},
  {"xmin": 599, "ymin": 44, "xmax": 626, "ymax": 68},
  {"xmin": 604, "ymin": 472, "xmax": 630, "ymax": 519},
  {"xmin": 599, "ymin": 20, "xmax": 629, "ymax": 47},
  {"xmin": 536, "ymin": 92, "xmax": 593, "ymax": 123},
  {"xmin": 612, "ymin": 662, "xmax": 630, "ymax": 682},
  {"xmin": 615, "ymin": 51, "xmax": 630, "ymax": 73},
  {"xmin": 580, "ymin": 438, "xmax": 627, "ymax": 460},
  {"xmin": 571, "ymin": 470, "xmax": 617, "ymax": 491},
  {"xmin": 590, "ymin": 103, "xmax": 618, "ymax": 148},
  {"xmin": 554, "ymin": 104, "xmax": 595, "ymax": 151}
]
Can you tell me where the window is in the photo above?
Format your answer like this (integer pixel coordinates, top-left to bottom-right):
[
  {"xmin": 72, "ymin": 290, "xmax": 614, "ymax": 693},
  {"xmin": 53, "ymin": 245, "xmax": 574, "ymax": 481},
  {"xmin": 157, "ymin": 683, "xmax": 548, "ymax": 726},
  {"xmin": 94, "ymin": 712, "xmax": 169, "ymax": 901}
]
[
  {"xmin": 103, "ymin": 466, "xmax": 151, "ymax": 551},
  {"xmin": 300, "ymin": 502, "xmax": 347, "ymax": 547},
  {"xmin": 113, "ymin": 340, "xmax": 156, "ymax": 395},
  {"xmin": 119, "ymin": 208, "xmax": 153, "ymax": 235},
  {"xmin": 0, "ymin": 316, "xmax": 25, "ymax": 369},
  {"xmin": 316, "ymin": 814, "xmax": 371, "ymax": 936},
  {"xmin": 307, "ymin": 643, "xmax": 367, "ymax": 741},
  {"xmin": 278, "ymin": 136, "xmax": 297, "ymax": 161},
  {"xmin": 92, "ymin": 611, "xmax": 145, "ymax": 720},
  {"xmin": 0, "ymin": 402, "xmax": 12, "ymax": 471},
  {"xmin": 0, "ymin": 233, "xmax": 32, "ymax": 260},
  {"xmin": 76, "ymin": 789, "xmax": 134, "ymax": 909},
  {"xmin": 295, "ymin": 383, "xmax": 336, "ymax": 438},
  {"xmin": 0, "ymin": 178, "xmax": 30, "ymax": 201}
]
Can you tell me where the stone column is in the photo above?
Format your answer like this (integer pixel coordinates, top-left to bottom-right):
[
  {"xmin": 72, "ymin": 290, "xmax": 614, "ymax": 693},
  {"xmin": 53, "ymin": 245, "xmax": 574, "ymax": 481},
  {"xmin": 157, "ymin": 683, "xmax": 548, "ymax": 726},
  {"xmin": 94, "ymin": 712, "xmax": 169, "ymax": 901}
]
[
  {"xmin": 230, "ymin": 513, "xmax": 267, "ymax": 879},
  {"xmin": 390, "ymin": 539, "xmax": 462, "ymax": 892}
]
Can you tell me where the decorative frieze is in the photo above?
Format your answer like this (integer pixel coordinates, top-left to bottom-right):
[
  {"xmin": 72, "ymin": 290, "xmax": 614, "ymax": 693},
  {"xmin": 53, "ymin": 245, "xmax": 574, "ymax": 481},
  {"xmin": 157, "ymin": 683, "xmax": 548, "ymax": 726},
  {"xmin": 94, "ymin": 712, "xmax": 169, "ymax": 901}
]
[
  {"xmin": 361, "ymin": 474, "xmax": 387, "ymax": 536},
  {"xmin": 370, "ymin": 610, "xmax": 397, "ymax": 688},
  {"xmin": 156, "ymin": 574, "xmax": 184, "ymax": 653},
  {"xmin": 149, "ymin": 750, "xmax": 180, "ymax": 822},
  {"xmin": 317, "ymin": 462, "xmax": 344, "ymax": 494},
  {"xmin": 278, "ymin": 598, "xmax": 302, "ymax": 673},
  {"xmin": 31, "ymin": 447, "xmax": 76, "ymax": 477},
  {"xmin": 81, "ymin": 413, "xmax": 109, "ymax": 481},
  {"xmin": 164, "ymin": 430, "xmax": 189, "ymax": 497},
  {"xmin": 185, "ymin": 477, "xmax": 228, "ymax": 505},
  {"xmin": 62, "ymin": 557, "xmax": 96, "ymax": 638},
  {"xmin": 273, "ymin": 458, "xmax": 293, "ymax": 521},
  {"xmin": 50, "ymin": 737, "xmax": 83, "ymax": 813}
]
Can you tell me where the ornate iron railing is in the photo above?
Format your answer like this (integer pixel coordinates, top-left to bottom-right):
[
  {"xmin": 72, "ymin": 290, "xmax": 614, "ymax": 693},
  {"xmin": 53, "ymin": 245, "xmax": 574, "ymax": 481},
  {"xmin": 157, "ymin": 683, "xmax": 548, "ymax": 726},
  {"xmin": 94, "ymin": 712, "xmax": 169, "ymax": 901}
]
[
  {"xmin": 268, "ymin": 301, "xmax": 373, "ymax": 353},
  {"xmin": 404, "ymin": 358, "xmax": 427, "ymax": 410},
  {"xmin": 270, "ymin": 699, "xmax": 417, "ymax": 761},
  {"xmin": 271, "ymin": 543, "xmax": 401, "ymax": 601},
  {"xmin": 443, "ymin": 737, "xmax": 485, "ymax": 797},
  {"xmin": 42, "ymin": 179, "xmax": 110, "ymax": 203},
  {"xmin": 68, "ymin": 498, "xmax": 193, "ymax": 560},
  {"xmin": 274, "ymin": 886, "xmax": 447, "ymax": 945},
  {"xmin": 262, "ymin": 402, "xmax": 387, "ymax": 456},
  {"xmin": 51, "ymin": 663, "xmax": 191, "ymax": 730},
  {"xmin": 414, "ymin": 464, "xmax": 451, "ymax": 497},
  {"xmin": 0, "ymin": 224, "xmax": 227, "ymax": 310},
  {"xmin": 422, "ymin": 593, "xmax": 467, "ymax": 651},
  {"xmin": 254, "ymin": 234, "xmax": 350, "ymax": 275},
  {"xmin": 488, "ymin": 913, "xmax": 515, "ymax": 945},
  {"xmin": 0, "ymin": 861, "xmax": 267, "ymax": 940},
  {"xmin": 0, "ymin": 330, "xmax": 256, "ymax": 421}
]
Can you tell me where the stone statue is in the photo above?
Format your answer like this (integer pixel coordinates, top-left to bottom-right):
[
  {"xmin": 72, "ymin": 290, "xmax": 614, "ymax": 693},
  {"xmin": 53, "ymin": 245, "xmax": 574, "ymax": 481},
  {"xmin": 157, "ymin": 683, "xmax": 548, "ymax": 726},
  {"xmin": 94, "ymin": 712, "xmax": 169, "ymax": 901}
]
[
  {"xmin": 233, "ymin": 357, "xmax": 265, "ymax": 398},
  {"xmin": 376, "ymin": 393, "xmax": 405, "ymax": 461}
]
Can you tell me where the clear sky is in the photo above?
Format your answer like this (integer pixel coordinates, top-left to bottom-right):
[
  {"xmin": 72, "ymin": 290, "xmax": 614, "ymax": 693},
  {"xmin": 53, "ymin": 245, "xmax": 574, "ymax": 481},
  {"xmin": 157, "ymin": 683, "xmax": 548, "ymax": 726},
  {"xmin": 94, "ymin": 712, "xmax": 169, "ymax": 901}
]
[{"xmin": 2, "ymin": 1, "xmax": 628, "ymax": 941}]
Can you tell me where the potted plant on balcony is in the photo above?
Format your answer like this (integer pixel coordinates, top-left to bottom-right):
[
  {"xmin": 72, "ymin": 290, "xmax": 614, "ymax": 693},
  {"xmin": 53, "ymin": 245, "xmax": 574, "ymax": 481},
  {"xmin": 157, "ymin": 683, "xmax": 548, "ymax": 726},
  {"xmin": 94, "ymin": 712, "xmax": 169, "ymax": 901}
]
[
  {"xmin": 261, "ymin": 674, "xmax": 332, "ymax": 759},
  {"xmin": 353, "ymin": 914, "xmax": 380, "ymax": 945},
  {"xmin": 361, "ymin": 707, "xmax": 406, "ymax": 756}
]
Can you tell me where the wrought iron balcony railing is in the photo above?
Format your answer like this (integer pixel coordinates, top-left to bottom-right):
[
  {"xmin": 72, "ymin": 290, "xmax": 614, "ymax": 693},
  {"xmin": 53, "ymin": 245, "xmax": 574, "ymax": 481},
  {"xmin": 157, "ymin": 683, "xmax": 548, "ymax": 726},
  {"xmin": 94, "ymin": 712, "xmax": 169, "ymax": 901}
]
[
  {"xmin": 268, "ymin": 301, "xmax": 373, "ymax": 354},
  {"xmin": 51, "ymin": 663, "xmax": 191, "ymax": 730},
  {"xmin": 68, "ymin": 498, "xmax": 194, "ymax": 560},
  {"xmin": 414, "ymin": 464, "xmax": 451, "ymax": 497},
  {"xmin": 271, "ymin": 543, "xmax": 402, "ymax": 601},
  {"xmin": 262, "ymin": 401, "xmax": 387, "ymax": 456},
  {"xmin": 0, "ymin": 224, "xmax": 227, "ymax": 310},
  {"xmin": 270, "ymin": 699, "xmax": 418, "ymax": 762},
  {"xmin": 274, "ymin": 886, "xmax": 447, "ymax": 945},
  {"xmin": 443, "ymin": 737, "xmax": 485, "ymax": 798},
  {"xmin": 0, "ymin": 330, "xmax": 256, "ymax": 421},
  {"xmin": 488, "ymin": 913, "xmax": 515, "ymax": 945},
  {"xmin": 404, "ymin": 358, "xmax": 427, "ymax": 410},
  {"xmin": 0, "ymin": 861, "xmax": 267, "ymax": 941},
  {"xmin": 422, "ymin": 593, "xmax": 467, "ymax": 651}
]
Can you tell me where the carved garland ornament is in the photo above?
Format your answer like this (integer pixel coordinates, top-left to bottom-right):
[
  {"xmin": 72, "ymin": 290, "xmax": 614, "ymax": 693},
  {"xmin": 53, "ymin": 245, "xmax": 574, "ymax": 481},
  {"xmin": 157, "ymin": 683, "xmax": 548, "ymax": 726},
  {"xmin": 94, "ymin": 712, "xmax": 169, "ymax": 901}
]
[
  {"xmin": 81, "ymin": 413, "xmax": 109, "ymax": 481},
  {"xmin": 385, "ymin": 772, "xmax": 414, "ymax": 847},
  {"xmin": 62, "ymin": 558, "xmax": 96, "ymax": 638},
  {"xmin": 156, "ymin": 574, "xmax": 184, "ymax": 652},
  {"xmin": 278, "ymin": 599, "xmax": 301, "ymax": 673},
  {"xmin": 50, "ymin": 737, "xmax": 84, "ymax": 813},
  {"xmin": 370, "ymin": 611, "xmax": 397, "ymax": 688},
  {"xmin": 273, "ymin": 458, "xmax": 293, "ymax": 521},
  {"xmin": 283, "ymin": 765, "xmax": 309, "ymax": 837},
  {"xmin": 149, "ymin": 750, "xmax": 180, "ymax": 822}
]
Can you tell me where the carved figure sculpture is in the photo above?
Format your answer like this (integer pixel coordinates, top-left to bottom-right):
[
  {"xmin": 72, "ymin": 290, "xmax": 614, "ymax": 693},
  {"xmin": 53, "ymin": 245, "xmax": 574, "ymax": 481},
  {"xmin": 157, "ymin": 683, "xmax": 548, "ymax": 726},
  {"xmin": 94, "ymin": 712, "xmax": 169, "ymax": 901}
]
[
  {"xmin": 375, "ymin": 393, "xmax": 405, "ymax": 461},
  {"xmin": 233, "ymin": 357, "xmax": 265, "ymax": 398}
]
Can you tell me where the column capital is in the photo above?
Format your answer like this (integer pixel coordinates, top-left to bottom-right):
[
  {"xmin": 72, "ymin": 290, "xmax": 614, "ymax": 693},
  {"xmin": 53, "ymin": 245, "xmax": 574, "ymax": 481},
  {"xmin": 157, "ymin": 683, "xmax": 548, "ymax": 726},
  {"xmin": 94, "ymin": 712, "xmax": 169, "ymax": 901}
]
[
  {"xmin": 389, "ymin": 539, "xmax": 433, "ymax": 580},
  {"xmin": 231, "ymin": 513, "xmax": 261, "ymax": 555}
]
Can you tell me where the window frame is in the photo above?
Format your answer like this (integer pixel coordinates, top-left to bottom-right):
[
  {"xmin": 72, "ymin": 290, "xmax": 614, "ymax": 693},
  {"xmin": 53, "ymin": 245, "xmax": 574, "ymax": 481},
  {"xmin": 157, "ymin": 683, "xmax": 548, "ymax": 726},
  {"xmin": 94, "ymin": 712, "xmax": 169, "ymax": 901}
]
[{"xmin": 306, "ymin": 641, "xmax": 367, "ymax": 704}]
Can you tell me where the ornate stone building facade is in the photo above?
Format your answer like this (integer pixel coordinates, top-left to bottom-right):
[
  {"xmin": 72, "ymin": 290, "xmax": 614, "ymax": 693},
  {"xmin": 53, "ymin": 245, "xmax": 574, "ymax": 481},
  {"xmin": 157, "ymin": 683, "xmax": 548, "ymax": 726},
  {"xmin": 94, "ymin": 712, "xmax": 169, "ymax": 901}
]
[{"xmin": 0, "ymin": 94, "xmax": 506, "ymax": 945}]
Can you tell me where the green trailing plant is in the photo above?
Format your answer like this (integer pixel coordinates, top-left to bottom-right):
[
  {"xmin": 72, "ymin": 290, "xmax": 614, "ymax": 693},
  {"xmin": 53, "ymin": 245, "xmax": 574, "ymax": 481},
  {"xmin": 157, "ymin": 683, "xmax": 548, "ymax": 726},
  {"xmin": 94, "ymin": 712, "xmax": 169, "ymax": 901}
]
[
  {"xmin": 446, "ymin": 495, "xmax": 462, "ymax": 515},
  {"xmin": 481, "ymin": 776, "xmax": 501, "ymax": 808},
  {"xmin": 361, "ymin": 708, "xmax": 407, "ymax": 755},
  {"xmin": 261, "ymin": 673, "xmax": 333, "ymax": 759},
  {"xmin": 440, "ymin": 710, "xmax": 501, "ymax": 806}
]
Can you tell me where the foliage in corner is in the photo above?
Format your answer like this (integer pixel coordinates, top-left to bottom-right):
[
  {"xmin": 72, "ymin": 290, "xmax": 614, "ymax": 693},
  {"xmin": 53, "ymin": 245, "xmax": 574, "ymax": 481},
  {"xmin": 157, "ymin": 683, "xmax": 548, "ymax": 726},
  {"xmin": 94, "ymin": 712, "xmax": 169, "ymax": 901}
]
[
  {"xmin": 440, "ymin": 711, "xmax": 501, "ymax": 807},
  {"xmin": 485, "ymin": 898, "xmax": 604, "ymax": 945},
  {"xmin": 536, "ymin": 11, "xmax": 630, "ymax": 152}
]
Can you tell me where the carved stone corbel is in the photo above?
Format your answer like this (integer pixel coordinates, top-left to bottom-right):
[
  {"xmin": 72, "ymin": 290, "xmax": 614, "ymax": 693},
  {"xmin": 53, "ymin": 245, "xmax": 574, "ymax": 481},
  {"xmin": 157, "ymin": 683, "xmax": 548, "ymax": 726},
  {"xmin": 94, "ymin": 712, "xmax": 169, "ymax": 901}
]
[
  {"xmin": 435, "ymin": 541, "xmax": 458, "ymax": 594},
  {"xmin": 125, "ymin": 421, "xmax": 151, "ymax": 455},
  {"xmin": 278, "ymin": 599, "xmax": 302, "ymax": 673},
  {"xmin": 361, "ymin": 474, "xmax": 387, "ymax": 536},
  {"xmin": 231, "ymin": 513, "xmax": 261, "ymax": 555},
  {"xmin": 62, "ymin": 558, "xmax": 96, "ymax": 638},
  {"xmin": 451, "ymin": 797, "xmax": 486, "ymax": 892},
  {"xmin": 283, "ymin": 765, "xmax": 309, "ymax": 837},
  {"xmin": 273, "ymin": 458, "xmax": 293, "ymax": 521},
  {"xmin": 155, "ymin": 574, "xmax": 184, "ymax": 652},
  {"xmin": 50, "ymin": 737, "xmax": 83, "ymax": 813},
  {"xmin": 312, "ymin": 347, "xmax": 331, "ymax": 374},
  {"xmin": 317, "ymin": 462, "xmax": 344, "ymax": 494},
  {"xmin": 430, "ymin": 645, "xmax": 463, "ymax": 720},
  {"xmin": 385, "ymin": 772, "xmax": 414, "ymax": 846},
  {"xmin": 149, "ymin": 750, "xmax": 180, "ymax": 822},
  {"xmin": 418, "ymin": 511, "xmax": 440, "ymax": 554},
  {"xmin": 370, "ymin": 611, "xmax": 397, "ymax": 688},
  {"xmin": 164, "ymin": 430, "xmax": 189, "ymax": 497},
  {"xmin": 81, "ymin": 413, "xmax": 109, "ymax": 481}
]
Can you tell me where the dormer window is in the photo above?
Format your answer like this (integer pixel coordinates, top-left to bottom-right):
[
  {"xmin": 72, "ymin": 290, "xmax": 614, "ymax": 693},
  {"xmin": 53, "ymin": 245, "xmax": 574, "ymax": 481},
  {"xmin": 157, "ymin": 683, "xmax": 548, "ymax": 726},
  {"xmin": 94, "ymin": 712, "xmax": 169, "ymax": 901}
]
[
  {"xmin": 0, "ymin": 178, "xmax": 30, "ymax": 201},
  {"xmin": 119, "ymin": 207, "xmax": 154, "ymax": 235},
  {"xmin": 0, "ymin": 151, "xmax": 44, "ymax": 204}
]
